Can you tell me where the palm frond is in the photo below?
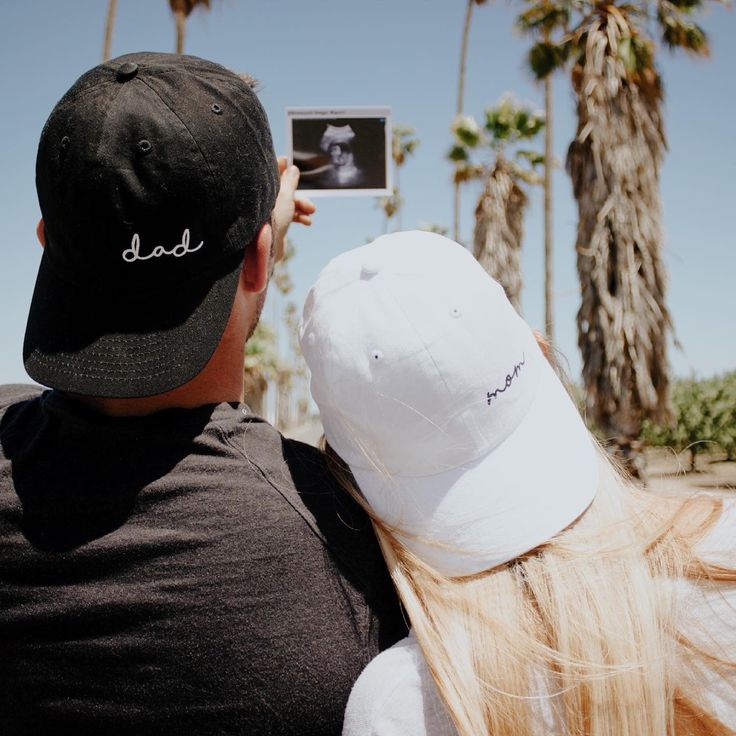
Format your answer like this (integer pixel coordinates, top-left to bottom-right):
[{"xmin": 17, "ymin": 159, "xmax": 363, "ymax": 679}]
[
  {"xmin": 657, "ymin": 2, "xmax": 710, "ymax": 56},
  {"xmin": 517, "ymin": 3, "xmax": 571, "ymax": 35},
  {"xmin": 168, "ymin": 0, "xmax": 211, "ymax": 17}
]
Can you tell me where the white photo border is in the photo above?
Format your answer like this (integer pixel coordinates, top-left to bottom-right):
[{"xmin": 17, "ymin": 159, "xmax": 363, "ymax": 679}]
[{"xmin": 286, "ymin": 106, "xmax": 393, "ymax": 197}]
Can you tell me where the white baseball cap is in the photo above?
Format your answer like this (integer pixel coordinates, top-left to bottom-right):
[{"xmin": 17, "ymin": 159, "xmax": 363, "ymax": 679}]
[{"xmin": 299, "ymin": 231, "xmax": 599, "ymax": 577}]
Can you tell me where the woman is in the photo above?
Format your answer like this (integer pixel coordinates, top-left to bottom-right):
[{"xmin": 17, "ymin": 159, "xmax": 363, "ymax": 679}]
[{"xmin": 299, "ymin": 231, "xmax": 736, "ymax": 736}]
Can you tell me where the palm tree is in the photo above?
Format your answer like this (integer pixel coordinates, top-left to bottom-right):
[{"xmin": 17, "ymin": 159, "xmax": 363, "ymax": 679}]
[
  {"xmin": 378, "ymin": 125, "xmax": 420, "ymax": 233},
  {"xmin": 473, "ymin": 162, "xmax": 528, "ymax": 311},
  {"xmin": 449, "ymin": 99, "xmax": 544, "ymax": 310},
  {"xmin": 565, "ymin": 0, "xmax": 712, "ymax": 473},
  {"xmin": 168, "ymin": 0, "xmax": 212, "ymax": 54},
  {"xmin": 102, "ymin": 0, "xmax": 118, "ymax": 61},
  {"xmin": 453, "ymin": 0, "xmax": 489, "ymax": 243},
  {"xmin": 517, "ymin": 0, "xmax": 572, "ymax": 343}
]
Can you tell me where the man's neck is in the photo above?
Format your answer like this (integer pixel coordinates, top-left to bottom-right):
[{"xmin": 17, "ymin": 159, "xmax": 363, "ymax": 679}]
[
  {"xmin": 66, "ymin": 262, "xmax": 264, "ymax": 418},
  {"xmin": 72, "ymin": 384, "xmax": 243, "ymax": 418}
]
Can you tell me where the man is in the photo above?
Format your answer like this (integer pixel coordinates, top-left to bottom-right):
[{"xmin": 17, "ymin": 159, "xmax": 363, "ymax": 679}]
[{"xmin": 0, "ymin": 52, "xmax": 404, "ymax": 735}]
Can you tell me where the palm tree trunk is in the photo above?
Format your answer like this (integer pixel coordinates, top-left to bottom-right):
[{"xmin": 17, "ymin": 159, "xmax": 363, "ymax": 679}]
[
  {"xmin": 454, "ymin": 0, "xmax": 475, "ymax": 243},
  {"xmin": 175, "ymin": 9, "xmax": 186, "ymax": 54},
  {"xmin": 473, "ymin": 161, "xmax": 526, "ymax": 312},
  {"xmin": 102, "ymin": 0, "xmax": 118, "ymax": 62},
  {"xmin": 567, "ymin": 9, "xmax": 672, "ymax": 475},
  {"xmin": 543, "ymin": 72, "xmax": 554, "ymax": 343}
]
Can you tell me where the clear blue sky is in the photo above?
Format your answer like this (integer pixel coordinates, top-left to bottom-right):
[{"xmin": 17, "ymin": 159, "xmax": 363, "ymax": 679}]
[{"xmin": 1, "ymin": 0, "xmax": 734, "ymax": 387}]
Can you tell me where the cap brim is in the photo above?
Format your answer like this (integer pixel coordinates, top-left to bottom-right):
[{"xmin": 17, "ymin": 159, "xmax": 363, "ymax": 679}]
[
  {"xmin": 23, "ymin": 249, "xmax": 243, "ymax": 398},
  {"xmin": 352, "ymin": 358, "xmax": 600, "ymax": 577}
]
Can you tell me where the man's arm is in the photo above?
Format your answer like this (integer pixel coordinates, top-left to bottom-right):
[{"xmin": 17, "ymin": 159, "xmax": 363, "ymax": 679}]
[{"xmin": 272, "ymin": 157, "xmax": 316, "ymax": 262}]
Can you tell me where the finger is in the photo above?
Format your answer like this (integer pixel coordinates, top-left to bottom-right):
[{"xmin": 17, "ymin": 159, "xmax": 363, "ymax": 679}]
[
  {"xmin": 294, "ymin": 214, "xmax": 312, "ymax": 226},
  {"xmin": 294, "ymin": 197, "xmax": 316, "ymax": 215},
  {"xmin": 277, "ymin": 156, "xmax": 288, "ymax": 176}
]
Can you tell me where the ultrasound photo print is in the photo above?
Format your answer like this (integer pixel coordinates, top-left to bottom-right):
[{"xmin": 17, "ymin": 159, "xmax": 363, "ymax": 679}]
[{"xmin": 287, "ymin": 107, "xmax": 392, "ymax": 196}]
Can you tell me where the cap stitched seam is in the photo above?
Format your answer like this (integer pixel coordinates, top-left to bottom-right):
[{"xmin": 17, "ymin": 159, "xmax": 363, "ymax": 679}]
[
  {"xmin": 29, "ymin": 344, "xmax": 183, "ymax": 365},
  {"xmin": 383, "ymin": 276, "xmax": 456, "ymax": 409},
  {"xmin": 24, "ymin": 360, "xmax": 187, "ymax": 380},
  {"xmin": 53, "ymin": 78, "xmax": 117, "ymax": 107},
  {"xmin": 219, "ymin": 77, "xmax": 278, "ymax": 203},
  {"xmin": 136, "ymin": 73, "xmax": 226, "ymax": 242},
  {"xmin": 29, "ymin": 349, "xmax": 189, "ymax": 368}
]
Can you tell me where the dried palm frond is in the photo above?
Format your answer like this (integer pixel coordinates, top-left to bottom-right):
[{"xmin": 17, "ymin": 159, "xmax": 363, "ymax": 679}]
[
  {"xmin": 168, "ymin": 0, "xmax": 211, "ymax": 16},
  {"xmin": 169, "ymin": 0, "xmax": 214, "ymax": 54},
  {"xmin": 567, "ymin": 5, "xmax": 672, "ymax": 442},
  {"xmin": 473, "ymin": 160, "xmax": 528, "ymax": 312}
]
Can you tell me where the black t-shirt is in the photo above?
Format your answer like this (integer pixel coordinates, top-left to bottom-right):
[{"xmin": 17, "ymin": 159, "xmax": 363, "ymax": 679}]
[{"xmin": 0, "ymin": 385, "xmax": 406, "ymax": 735}]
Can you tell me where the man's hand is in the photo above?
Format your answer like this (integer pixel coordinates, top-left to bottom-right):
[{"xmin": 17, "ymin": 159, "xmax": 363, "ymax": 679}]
[{"xmin": 272, "ymin": 157, "xmax": 316, "ymax": 262}]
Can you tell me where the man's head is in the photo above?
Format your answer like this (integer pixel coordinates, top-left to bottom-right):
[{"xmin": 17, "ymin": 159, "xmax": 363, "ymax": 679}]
[{"xmin": 26, "ymin": 52, "xmax": 279, "ymax": 398}]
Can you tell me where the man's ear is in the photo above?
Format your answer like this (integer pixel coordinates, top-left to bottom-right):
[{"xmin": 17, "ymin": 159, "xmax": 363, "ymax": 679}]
[
  {"xmin": 36, "ymin": 218, "xmax": 46, "ymax": 249},
  {"xmin": 242, "ymin": 222, "xmax": 272, "ymax": 293}
]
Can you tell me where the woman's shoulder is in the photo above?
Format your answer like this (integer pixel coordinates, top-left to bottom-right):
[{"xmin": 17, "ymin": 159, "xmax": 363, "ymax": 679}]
[{"xmin": 343, "ymin": 634, "xmax": 456, "ymax": 736}]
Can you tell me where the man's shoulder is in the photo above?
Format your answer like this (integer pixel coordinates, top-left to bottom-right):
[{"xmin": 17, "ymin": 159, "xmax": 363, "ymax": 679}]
[
  {"xmin": 233, "ymin": 421, "xmax": 377, "ymax": 563},
  {"xmin": 0, "ymin": 384, "xmax": 44, "ymax": 450},
  {"xmin": 0, "ymin": 383, "xmax": 44, "ymax": 413}
]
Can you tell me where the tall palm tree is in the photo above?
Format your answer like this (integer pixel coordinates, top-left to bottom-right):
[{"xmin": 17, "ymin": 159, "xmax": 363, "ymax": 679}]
[
  {"xmin": 517, "ymin": 0, "xmax": 572, "ymax": 342},
  {"xmin": 450, "ymin": 99, "xmax": 544, "ymax": 310},
  {"xmin": 565, "ymin": 0, "xmax": 711, "ymax": 472},
  {"xmin": 473, "ymin": 161, "xmax": 528, "ymax": 311},
  {"xmin": 168, "ymin": 0, "xmax": 212, "ymax": 54},
  {"xmin": 454, "ymin": 0, "xmax": 489, "ymax": 243},
  {"xmin": 102, "ymin": 0, "xmax": 118, "ymax": 62}
]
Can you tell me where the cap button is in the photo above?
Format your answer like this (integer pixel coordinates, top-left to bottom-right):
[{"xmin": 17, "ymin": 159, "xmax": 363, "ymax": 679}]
[
  {"xmin": 360, "ymin": 263, "xmax": 380, "ymax": 280},
  {"xmin": 116, "ymin": 62, "xmax": 139, "ymax": 82}
]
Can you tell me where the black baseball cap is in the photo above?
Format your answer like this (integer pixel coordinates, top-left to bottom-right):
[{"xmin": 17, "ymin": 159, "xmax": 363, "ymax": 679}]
[{"xmin": 25, "ymin": 52, "xmax": 279, "ymax": 398}]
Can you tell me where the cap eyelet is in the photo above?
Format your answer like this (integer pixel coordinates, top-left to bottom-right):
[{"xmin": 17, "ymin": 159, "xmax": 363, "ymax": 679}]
[
  {"xmin": 450, "ymin": 307, "xmax": 462, "ymax": 318},
  {"xmin": 60, "ymin": 136, "xmax": 70, "ymax": 150},
  {"xmin": 210, "ymin": 103, "xmax": 223, "ymax": 115},
  {"xmin": 371, "ymin": 349, "xmax": 383, "ymax": 361},
  {"xmin": 137, "ymin": 139, "xmax": 152, "ymax": 154}
]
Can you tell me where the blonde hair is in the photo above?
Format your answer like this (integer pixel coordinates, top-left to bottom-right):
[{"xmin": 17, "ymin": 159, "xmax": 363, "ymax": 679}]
[{"xmin": 324, "ymin": 442, "xmax": 736, "ymax": 735}]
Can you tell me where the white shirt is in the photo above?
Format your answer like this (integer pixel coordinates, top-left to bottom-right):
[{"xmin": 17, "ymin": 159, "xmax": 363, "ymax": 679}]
[{"xmin": 344, "ymin": 502, "xmax": 736, "ymax": 736}]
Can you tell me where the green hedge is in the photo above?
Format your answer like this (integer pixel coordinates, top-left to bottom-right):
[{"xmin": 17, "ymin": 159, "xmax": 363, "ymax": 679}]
[{"xmin": 641, "ymin": 371, "xmax": 736, "ymax": 465}]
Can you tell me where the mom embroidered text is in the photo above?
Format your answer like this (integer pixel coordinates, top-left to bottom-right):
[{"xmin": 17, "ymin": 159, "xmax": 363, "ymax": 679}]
[{"xmin": 487, "ymin": 355, "xmax": 525, "ymax": 405}]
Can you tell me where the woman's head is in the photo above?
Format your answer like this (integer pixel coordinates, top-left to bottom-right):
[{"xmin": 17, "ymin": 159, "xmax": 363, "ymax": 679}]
[
  {"xmin": 303, "ymin": 232, "xmax": 735, "ymax": 735},
  {"xmin": 299, "ymin": 230, "xmax": 599, "ymax": 576}
]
